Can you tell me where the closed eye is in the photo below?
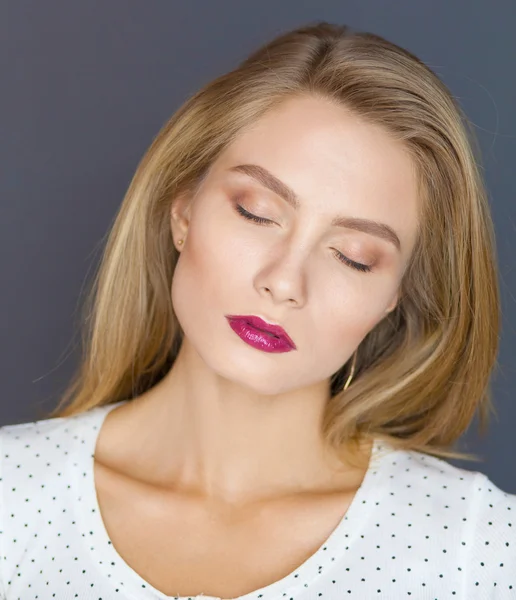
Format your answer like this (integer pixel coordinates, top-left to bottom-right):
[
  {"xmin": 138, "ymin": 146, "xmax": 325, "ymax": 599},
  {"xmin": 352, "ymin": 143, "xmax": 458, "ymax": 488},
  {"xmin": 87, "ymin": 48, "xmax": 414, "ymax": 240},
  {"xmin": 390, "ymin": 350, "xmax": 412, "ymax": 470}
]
[
  {"xmin": 332, "ymin": 249, "xmax": 372, "ymax": 273},
  {"xmin": 235, "ymin": 203, "xmax": 273, "ymax": 224},
  {"xmin": 234, "ymin": 203, "xmax": 373, "ymax": 273}
]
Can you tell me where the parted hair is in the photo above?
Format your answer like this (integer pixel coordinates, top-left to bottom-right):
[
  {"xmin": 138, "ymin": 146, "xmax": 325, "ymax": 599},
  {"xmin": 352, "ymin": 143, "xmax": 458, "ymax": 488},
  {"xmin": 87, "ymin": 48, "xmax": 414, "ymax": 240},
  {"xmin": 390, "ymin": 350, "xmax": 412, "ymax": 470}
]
[{"xmin": 48, "ymin": 21, "xmax": 500, "ymax": 470}]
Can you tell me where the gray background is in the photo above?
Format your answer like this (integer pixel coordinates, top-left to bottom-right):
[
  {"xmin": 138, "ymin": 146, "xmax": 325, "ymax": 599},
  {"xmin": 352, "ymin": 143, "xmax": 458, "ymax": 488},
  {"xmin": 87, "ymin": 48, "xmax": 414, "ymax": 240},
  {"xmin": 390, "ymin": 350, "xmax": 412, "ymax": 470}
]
[{"xmin": 1, "ymin": 1, "xmax": 515, "ymax": 491}]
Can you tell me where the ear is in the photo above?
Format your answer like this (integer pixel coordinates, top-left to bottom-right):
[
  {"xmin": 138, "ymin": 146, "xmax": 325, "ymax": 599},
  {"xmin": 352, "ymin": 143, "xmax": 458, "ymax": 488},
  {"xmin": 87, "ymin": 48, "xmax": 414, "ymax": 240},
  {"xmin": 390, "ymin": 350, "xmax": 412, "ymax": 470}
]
[{"xmin": 170, "ymin": 190, "xmax": 194, "ymax": 251}]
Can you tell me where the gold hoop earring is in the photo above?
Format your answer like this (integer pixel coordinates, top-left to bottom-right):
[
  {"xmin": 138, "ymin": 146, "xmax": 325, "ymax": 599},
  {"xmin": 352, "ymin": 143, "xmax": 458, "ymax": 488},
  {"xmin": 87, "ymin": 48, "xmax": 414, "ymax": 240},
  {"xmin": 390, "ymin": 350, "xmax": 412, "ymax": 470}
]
[{"xmin": 343, "ymin": 351, "xmax": 357, "ymax": 391}]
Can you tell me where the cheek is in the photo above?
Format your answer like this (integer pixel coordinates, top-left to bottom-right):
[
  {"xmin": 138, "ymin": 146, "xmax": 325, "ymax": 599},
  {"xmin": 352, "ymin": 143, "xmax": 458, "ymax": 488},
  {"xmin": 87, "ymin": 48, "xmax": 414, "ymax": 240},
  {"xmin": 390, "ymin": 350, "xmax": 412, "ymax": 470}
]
[
  {"xmin": 171, "ymin": 231, "xmax": 221, "ymax": 316},
  {"xmin": 311, "ymin": 281, "xmax": 391, "ymax": 364},
  {"xmin": 170, "ymin": 215, "xmax": 249, "ymax": 328}
]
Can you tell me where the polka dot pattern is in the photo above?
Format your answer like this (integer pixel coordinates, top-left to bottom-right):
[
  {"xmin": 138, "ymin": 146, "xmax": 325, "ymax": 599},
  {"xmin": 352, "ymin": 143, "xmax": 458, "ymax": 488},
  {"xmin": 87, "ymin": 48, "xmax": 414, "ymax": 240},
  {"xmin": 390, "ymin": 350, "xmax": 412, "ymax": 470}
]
[{"xmin": 0, "ymin": 400, "xmax": 514, "ymax": 599}]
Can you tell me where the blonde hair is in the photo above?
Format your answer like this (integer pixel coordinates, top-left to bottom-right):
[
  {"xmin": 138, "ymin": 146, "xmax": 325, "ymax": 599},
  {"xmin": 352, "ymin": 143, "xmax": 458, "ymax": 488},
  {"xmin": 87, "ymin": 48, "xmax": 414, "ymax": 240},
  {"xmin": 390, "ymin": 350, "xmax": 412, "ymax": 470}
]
[{"xmin": 47, "ymin": 22, "xmax": 500, "ymax": 470}]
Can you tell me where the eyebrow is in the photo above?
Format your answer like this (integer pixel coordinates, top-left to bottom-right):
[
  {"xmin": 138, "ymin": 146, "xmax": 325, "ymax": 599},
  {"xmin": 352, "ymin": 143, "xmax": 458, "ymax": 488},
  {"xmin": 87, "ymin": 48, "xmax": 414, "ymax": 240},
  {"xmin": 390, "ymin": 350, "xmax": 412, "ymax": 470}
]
[{"xmin": 228, "ymin": 163, "xmax": 402, "ymax": 252}]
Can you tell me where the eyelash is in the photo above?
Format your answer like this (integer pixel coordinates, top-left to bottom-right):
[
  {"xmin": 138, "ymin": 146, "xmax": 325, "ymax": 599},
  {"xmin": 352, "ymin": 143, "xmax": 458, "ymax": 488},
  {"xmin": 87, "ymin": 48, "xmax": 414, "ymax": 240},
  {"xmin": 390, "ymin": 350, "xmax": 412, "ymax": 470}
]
[{"xmin": 234, "ymin": 203, "xmax": 373, "ymax": 273}]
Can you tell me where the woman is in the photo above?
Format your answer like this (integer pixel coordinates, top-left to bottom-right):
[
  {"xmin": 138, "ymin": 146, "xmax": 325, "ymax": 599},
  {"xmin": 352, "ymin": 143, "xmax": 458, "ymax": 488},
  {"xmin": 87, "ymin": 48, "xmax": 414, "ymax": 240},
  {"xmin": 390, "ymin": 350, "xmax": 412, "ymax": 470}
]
[{"xmin": 0, "ymin": 21, "xmax": 514, "ymax": 600}]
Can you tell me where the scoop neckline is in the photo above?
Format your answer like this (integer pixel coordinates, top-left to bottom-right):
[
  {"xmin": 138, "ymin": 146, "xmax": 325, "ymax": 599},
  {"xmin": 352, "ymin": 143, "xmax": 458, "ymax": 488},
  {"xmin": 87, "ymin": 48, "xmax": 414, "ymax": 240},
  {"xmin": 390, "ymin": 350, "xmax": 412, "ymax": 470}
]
[{"xmin": 70, "ymin": 400, "xmax": 394, "ymax": 600}]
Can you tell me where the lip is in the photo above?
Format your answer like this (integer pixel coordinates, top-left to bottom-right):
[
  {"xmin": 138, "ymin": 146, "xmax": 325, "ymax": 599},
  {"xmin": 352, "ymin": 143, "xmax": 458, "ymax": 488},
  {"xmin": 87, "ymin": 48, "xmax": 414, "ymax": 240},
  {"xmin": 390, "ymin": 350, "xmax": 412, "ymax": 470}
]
[{"xmin": 225, "ymin": 315, "xmax": 296, "ymax": 353}]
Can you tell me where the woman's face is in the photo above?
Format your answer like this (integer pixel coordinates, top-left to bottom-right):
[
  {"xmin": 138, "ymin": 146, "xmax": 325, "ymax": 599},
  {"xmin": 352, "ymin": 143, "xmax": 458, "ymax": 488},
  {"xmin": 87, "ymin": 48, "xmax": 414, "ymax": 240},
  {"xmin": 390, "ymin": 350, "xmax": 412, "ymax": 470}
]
[{"xmin": 170, "ymin": 94, "xmax": 420, "ymax": 395}]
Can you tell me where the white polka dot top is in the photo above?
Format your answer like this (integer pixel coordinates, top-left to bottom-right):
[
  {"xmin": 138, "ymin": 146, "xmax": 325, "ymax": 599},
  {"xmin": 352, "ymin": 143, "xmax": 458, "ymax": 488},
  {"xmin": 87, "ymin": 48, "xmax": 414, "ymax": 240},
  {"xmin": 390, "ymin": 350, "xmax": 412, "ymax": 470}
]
[{"xmin": 0, "ymin": 399, "xmax": 514, "ymax": 599}]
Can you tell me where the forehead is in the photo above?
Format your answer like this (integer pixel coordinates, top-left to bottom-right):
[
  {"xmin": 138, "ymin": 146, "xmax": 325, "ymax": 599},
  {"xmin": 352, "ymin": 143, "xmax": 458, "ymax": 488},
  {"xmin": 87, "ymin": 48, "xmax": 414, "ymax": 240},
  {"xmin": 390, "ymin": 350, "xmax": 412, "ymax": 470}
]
[{"xmin": 212, "ymin": 95, "xmax": 421, "ymax": 255}]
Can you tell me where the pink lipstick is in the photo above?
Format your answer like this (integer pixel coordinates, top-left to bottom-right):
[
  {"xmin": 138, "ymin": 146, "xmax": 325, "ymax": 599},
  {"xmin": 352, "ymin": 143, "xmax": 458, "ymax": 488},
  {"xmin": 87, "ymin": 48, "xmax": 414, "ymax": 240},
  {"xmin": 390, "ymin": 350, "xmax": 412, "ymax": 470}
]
[{"xmin": 225, "ymin": 315, "xmax": 296, "ymax": 353}]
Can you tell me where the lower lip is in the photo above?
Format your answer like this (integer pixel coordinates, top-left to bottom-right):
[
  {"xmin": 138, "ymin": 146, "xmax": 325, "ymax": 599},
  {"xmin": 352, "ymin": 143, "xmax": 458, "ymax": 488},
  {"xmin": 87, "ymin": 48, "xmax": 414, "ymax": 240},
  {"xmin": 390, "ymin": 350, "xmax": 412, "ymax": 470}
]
[{"xmin": 226, "ymin": 317, "xmax": 295, "ymax": 353}]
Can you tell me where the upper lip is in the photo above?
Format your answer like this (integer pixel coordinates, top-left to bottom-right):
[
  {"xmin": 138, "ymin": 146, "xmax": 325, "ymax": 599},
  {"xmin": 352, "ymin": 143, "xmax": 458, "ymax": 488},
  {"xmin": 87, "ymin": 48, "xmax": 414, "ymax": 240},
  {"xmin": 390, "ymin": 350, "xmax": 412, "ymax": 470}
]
[{"xmin": 226, "ymin": 314, "xmax": 296, "ymax": 349}]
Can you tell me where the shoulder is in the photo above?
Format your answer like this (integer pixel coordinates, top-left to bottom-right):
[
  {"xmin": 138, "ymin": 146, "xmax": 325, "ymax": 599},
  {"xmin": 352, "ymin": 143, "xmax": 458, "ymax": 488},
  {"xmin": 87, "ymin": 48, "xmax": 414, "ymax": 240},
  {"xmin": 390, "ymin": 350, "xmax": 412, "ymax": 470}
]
[
  {"xmin": 375, "ymin": 441, "xmax": 488, "ymax": 502},
  {"xmin": 382, "ymin": 444, "xmax": 515, "ymax": 597},
  {"xmin": 0, "ymin": 414, "xmax": 79, "ymax": 517},
  {"xmin": 464, "ymin": 471, "xmax": 516, "ymax": 597},
  {"xmin": 0, "ymin": 412, "xmax": 83, "ymax": 465},
  {"xmin": 0, "ymin": 408, "xmax": 104, "ymax": 593},
  {"xmin": 0, "ymin": 408, "xmax": 101, "ymax": 489},
  {"xmin": 378, "ymin": 441, "xmax": 513, "ymax": 501},
  {"xmin": 387, "ymin": 442, "xmax": 516, "ymax": 521}
]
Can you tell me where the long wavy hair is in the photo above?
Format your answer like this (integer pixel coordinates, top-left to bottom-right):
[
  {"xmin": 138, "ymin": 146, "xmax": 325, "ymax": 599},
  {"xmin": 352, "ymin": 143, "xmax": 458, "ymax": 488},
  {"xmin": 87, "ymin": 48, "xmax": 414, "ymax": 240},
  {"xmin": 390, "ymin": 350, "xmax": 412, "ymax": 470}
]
[{"xmin": 47, "ymin": 21, "xmax": 500, "ymax": 470}]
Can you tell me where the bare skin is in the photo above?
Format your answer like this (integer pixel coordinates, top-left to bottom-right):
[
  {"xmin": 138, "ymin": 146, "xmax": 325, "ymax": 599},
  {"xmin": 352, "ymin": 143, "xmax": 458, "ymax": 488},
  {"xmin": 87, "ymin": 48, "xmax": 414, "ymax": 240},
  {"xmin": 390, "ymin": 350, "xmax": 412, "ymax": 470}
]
[
  {"xmin": 92, "ymin": 93, "xmax": 419, "ymax": 598},
  {"xmin": 94, "ymin": 400, "xmax": 372, "ymax": 598}
]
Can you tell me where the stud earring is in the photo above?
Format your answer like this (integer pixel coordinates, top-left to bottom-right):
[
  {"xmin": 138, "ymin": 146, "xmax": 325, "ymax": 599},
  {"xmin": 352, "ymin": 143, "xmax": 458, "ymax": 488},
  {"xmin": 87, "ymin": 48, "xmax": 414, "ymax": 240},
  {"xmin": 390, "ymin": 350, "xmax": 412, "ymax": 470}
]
[{"xmin": 177, "ymin": 239, "xmax": 184, "ymax": 246}]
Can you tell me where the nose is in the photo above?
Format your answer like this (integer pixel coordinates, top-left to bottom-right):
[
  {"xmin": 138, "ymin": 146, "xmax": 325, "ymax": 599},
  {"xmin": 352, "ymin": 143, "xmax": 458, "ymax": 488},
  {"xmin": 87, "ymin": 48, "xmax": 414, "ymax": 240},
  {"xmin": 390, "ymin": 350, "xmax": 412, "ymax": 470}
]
[
  {"xmin": 254, "ymin": 235, "xmax": 311, "ymax": 307},
  {"xmin": 262, "ymin": 286, "xmax": 298, "ymax": 306},
  {"xmin": 256, "ymin": 249, "xmax": 307, "ymax": 307}
]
